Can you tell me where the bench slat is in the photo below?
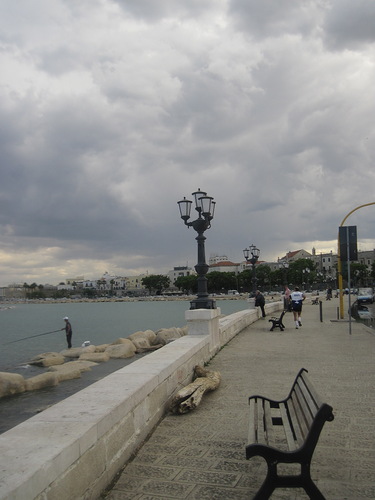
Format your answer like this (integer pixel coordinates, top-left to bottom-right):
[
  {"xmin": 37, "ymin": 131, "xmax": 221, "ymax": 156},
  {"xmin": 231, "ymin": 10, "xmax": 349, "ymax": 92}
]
[
  {"xmin": 248, "ymin": 398, "xmax": 257, "ymax": 443},
  {"xmin": 295, "ymin": 378, "xmax": 319, "ymax": 417},
  {"xmin": 300, "ymin": 371, "xmax": 323, "ymax": 408},
  {"xmin": 263, "ymin": 400, "xmax": 274, "ymax": 445},
  {"xmin": 294, "ymin": 383, "xmax": 314, "ymax": 429},
  {"xmin": 257, "ymin": 400, "xmax": 267, "ymax": 445},
  {"xmin": 279, "ymin": 403, "xmax": 298, "ymax": 450},
  {"xmin": 287, "ymin": 395, "xmax": 306, "ymax": 447}
]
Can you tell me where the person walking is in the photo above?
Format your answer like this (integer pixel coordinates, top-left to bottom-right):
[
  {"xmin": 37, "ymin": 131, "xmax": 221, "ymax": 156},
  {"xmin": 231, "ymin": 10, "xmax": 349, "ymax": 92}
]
[
  {"xmin": 290, "ymin": 287, "xmax": 305, "ymax": 329},
  {"xmin": 284, "ymin": 285, "xmax": 291, "ymax": 311},
  {"xmin": 255, "ymin": 290, "xmax": 266, "ymax": 318},
  {"xmin": 61, "ymin": 317, "xmax": 73, "ymax": 348}
]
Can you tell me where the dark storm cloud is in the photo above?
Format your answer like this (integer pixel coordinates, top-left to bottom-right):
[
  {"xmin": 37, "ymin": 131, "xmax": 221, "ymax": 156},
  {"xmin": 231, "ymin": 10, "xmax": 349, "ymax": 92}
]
[
  {"xmin": 0, "ymin": 0, "xmax": 374, "ymax": 285},
  {"xmin": 113, "ymin": 0, "xmax": 217, "ymax": 21},
  {"xmin": 323, "ymin": 0, "xmax": 375, "ymax": 50},
  {"xmin": 228, "ymin": 0, "xmax": 322, "ymax": 37}
]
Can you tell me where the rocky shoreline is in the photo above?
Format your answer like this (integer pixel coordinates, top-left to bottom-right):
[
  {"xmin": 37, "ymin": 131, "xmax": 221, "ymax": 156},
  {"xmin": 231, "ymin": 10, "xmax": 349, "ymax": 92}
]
[
  {"xmin": 0, "ymin": 325, "xmax": 189, "ymax": 434},
  {"xmin": 0, "ymin": 326, "xmax": 187, "ymax": 400}
]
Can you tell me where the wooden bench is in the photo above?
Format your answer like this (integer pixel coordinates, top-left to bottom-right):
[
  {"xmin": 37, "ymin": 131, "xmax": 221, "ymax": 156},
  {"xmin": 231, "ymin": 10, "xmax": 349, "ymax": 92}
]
[
  {"xmin": 246, "ymin": 368, "xmax": 334, "ymax": 499},
  {"xmin": 268, "ymin": 310, "xmax": 286, "ymax": 331}
]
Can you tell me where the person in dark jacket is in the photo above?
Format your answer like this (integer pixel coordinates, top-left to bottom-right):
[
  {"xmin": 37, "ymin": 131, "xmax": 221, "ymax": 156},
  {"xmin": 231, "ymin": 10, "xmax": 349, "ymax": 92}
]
[
  {"xmin": 61, "ymin": 317, "xmax": 73, "ymax": 348},
  {"xmin": 255, "ymin": 290, "xmax": 266, "ymax": 317}
]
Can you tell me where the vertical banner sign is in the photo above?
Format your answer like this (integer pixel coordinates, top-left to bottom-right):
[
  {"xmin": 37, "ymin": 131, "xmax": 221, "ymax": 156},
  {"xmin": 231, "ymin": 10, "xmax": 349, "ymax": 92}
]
[{"xmin": 339, "ymin": 226, "xmax": 358, "ymax": 261}]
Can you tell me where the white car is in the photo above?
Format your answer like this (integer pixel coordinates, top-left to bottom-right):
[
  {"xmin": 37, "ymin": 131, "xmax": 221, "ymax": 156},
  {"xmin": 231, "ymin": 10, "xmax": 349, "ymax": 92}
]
[{"xmin": 357, "ymin": 288, "xmax": 374, "ymax": 304}]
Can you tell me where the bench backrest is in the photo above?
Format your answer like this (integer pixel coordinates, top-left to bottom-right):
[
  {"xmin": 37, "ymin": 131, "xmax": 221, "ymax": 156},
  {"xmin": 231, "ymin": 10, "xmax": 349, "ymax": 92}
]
[{"xmin": 285, "ymin": 368, "xmax": 334, "ymax": 451}]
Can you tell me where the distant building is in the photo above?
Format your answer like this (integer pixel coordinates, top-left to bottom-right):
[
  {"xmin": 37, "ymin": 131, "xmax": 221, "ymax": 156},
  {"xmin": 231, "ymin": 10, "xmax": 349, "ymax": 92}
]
[
  {"xmin": 208, "ymin": 261, "xmax": 240, "ymax": 273},
  {"xmin": 357, "ymin": 249, "xmax": 375, "ymax": 273},
  {"xmin": 283, "ymin": 249, "xmax": 312, "ymax": 262},
  {"xmin": 209, "ymin": 254, "xmax": 229, "ymax": 265},
  {"xmin": 311, "ymin": 251, "xmax": 337, "ymax": 276},
  {"xmin": 125, "ymin": 275, "xmax": 146, "ymax": 292},
  {"xmin": 168, "ymin": 266, "xmax": 196, "ymax": 285}
]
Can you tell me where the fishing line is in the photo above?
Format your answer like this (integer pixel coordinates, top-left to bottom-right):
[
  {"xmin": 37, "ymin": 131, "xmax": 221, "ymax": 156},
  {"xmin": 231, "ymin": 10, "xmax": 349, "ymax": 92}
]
[{"xmin": 4, "ymin": 329, "xmax": 62, "ymax": 345}]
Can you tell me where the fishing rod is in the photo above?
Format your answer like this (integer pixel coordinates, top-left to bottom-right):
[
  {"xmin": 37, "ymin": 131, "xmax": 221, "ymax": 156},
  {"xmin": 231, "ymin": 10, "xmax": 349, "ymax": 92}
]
[{"xmin": 4, "ymin": 329, "xmax": 62, "ymax": 345}]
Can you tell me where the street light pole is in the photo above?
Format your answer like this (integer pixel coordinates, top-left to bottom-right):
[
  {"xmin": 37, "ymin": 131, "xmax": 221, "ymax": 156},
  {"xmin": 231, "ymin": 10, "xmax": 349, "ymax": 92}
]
[
  {"xmin": 278, "ymin": 258, "xmax": 289, "ymax": 288},
  {"xmin": 337, "ymin": 202, "xmax": 375, "ymax": 319},
  {"xmin": 243, "ymin": 244, "xmax": 260, "ymax": 294},
  {"xmin": 178, "ymin": 189, "xmax": 216, "ymax": 310}
]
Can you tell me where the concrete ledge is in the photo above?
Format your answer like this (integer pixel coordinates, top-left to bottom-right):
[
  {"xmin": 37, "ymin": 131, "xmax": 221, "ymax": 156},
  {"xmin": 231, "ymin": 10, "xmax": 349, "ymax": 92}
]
[{"xmin": 0, "ymin": 302, "xmax": 282, "ymax": 500}]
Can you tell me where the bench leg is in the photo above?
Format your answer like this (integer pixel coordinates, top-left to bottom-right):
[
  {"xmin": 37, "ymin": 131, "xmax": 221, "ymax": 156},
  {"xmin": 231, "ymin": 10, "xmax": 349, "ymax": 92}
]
[
  {"xmin": 253, "ymin": 462, "xmax": 277, "ymax": 499},
  {"xmin": 253, "ymin": 460, "xmax": 327, "ymax": 500},
  {"xmin": 301, "ymin": 463, "xmax": 326, "ymax": 500},
  {"xmin": 303, "ymin": 479, "xmax": 326, "ymax": 500}
]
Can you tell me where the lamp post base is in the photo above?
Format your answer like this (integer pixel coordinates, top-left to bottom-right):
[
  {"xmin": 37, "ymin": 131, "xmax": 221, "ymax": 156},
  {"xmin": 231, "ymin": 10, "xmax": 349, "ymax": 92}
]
[{"xmin": 190, "ymin": 297, "xmax": 216, "ymax": 310}]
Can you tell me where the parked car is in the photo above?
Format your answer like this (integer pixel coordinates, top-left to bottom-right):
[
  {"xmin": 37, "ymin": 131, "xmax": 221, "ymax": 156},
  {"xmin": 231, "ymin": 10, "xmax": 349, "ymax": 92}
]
[{"xmin": 357, "ymin": 288, "xmax": 374, "ymax": 304}]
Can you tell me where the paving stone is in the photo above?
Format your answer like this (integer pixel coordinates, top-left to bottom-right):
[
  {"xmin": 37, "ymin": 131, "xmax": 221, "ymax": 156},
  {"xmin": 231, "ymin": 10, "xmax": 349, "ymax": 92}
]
[
  {"xmin": 175, "ymin": 468, "xmax": 240, "ymax": 487},
  {"xmin": 139, "ymin": 479, "xmax": 194, "ymax": 498},
  {"xmin": 122, "ymin": 463, "xmax": 180, "ymax": 480},
  {"xmin": 187, "ymin": 484, "xmax": 251, "ymax": 499},
  {"xmin": 157, "ymin": 455, "xmax": 217, "ymax": 469}
]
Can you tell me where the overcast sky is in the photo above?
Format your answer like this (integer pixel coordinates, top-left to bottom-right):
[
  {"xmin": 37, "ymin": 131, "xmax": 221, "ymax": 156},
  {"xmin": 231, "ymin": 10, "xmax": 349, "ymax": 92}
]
[{"xmin": 0, "ymin": 0, "xmax": 374, "ymax": 286}]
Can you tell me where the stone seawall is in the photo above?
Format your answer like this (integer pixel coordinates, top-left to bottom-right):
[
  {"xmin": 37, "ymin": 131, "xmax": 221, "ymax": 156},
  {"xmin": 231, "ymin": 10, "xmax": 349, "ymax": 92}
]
[{"xmin": 0, "ymin": 301, "xmax": 282, "ymax": 500}]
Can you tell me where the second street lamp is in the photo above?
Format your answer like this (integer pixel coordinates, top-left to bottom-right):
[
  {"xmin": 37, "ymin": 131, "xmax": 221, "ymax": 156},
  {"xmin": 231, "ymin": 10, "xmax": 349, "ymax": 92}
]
[
  {"xmin": 278, "ymin": 258, "xmax": 289, "ymax": 287},
  {"xmin": 178, "ymin": 189, "xmax": 216, "ymax": 310},
  {"xmin": 243, "ymin": 244, "xmax": 260, "ymax": 294}
]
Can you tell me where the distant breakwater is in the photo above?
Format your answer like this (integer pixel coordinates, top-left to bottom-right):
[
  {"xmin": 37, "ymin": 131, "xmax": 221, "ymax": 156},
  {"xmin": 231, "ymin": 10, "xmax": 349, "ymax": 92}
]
[{"xmin": 1, "ymin": 294, "xmax": 247, "ymax": 305}]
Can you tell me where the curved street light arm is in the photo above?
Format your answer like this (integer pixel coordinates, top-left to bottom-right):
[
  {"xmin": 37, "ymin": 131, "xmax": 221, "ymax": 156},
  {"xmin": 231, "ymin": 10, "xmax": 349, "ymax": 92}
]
[{"xmin": 337, "ymin": 202, "xmax": 375, "ymax": 319}]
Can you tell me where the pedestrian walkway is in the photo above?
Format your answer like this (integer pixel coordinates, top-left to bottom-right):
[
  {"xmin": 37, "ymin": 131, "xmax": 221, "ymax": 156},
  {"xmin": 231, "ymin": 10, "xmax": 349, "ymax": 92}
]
[{"xmin": 101, "ymin": 298, "xmax": 375, "ymax": 500}]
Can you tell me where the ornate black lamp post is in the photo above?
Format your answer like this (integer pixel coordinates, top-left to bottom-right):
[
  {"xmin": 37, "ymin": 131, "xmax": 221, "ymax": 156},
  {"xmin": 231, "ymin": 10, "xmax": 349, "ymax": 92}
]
[
  {"xmin": 301, "ymin": 267, "xmax": 310, "ymax": 290},
  {"xmin": 278, "ymin": 258, "xmax": 289, "ymax": 287},
  {"xmin": 243, "ymin": 244, "xmax": 260, "ymax": 294},
  {"xmin": 178, "ymin": 189, "xmax": 216, "ymax": 310}
]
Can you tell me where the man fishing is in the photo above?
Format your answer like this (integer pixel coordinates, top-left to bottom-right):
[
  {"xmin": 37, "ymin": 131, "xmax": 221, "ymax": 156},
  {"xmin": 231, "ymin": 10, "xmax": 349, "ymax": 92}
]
[{"xmin": 61, "ymin": 317, "xmax": 73, "ymax": 348}]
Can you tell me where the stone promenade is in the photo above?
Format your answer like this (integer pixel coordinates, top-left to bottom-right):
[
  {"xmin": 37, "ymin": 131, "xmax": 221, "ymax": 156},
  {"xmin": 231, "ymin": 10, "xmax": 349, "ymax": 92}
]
[{"xmin": 102, "ymin": 297, "xmax": 375, "ymax": 500}]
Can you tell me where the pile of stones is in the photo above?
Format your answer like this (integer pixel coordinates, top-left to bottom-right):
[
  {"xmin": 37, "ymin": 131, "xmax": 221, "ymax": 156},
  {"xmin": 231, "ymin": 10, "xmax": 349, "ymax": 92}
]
[{"xmin": 0, "ymin": 326, "xmax": 187, "ymax": 398}]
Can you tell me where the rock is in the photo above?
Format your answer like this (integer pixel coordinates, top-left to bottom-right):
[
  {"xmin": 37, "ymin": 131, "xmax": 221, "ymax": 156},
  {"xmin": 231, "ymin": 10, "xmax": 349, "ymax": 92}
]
[
  {"xmin": 79, "ymin": 352, "xmax": 110, "ymax": 363},
  {"xmin": 111, "ymin": 337, "xmax": 132, "ymax": 345},
  {"xmin": 154, "ymin": 327, "xmax": 186, "ymax": 345},
  {"xmin": 128, "ymin": 329, "xmax": 156, "ymax": 344},
  {"xmin": 95, "ymin": 344, "xmax": 110, "ymax": 352},
  {"xmin": 30, "ymin": 352, "xmax": 65, "ymax": 367},
  {"xmin": 47, "ymin": 364, "xmax": 82, "ymax": 382},
  {"xmin": 25, "ymin": 372, "xmax": 59, "ymax": 391},
  {"xmin": 0, "ymin": 372, "xmax": 26, "ymax": 398},
  {"xmin": 60, "ymin": 345, "xmax": 96, "ymax": 358},
  {"xmin": 130, "ymin": 337, "xmax": 163, "ymax": 353},
  {"xmin": 49, "ymin": 360, "xmax": 98, "ymax": 381},
  {"xmin": 105, "ymin": 341, "xmax": 136, "ymax": 359}
]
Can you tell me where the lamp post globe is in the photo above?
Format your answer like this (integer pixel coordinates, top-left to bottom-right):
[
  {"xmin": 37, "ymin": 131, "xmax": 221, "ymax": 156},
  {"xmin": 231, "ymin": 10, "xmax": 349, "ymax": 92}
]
[{"xmin": 177, "ymin": 189, "xmax": 216, "ymax": 310}]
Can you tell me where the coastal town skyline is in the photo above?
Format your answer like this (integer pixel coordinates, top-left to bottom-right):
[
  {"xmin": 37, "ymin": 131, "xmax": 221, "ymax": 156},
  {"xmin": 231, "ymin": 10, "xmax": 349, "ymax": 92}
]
[
  {"xmin": 4, "ymin": 244, "xmax": 374, "ymax": 289},
  {"xmin": 1, "ymin": 2, "xmax": 374, "ymax": 287}
]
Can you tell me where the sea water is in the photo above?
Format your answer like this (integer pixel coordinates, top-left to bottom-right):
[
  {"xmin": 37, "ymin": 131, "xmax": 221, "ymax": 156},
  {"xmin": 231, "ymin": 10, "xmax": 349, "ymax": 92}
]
[{"xmin": 0, "ymin": 299, "xmax": 250, "ymax": 372}]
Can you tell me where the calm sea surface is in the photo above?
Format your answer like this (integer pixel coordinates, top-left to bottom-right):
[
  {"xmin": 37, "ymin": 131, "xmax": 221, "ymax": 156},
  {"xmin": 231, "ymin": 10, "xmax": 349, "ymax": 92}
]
[{"xmin": 0, "ymin": 299, "xmax": 250, "ymax": 372}]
